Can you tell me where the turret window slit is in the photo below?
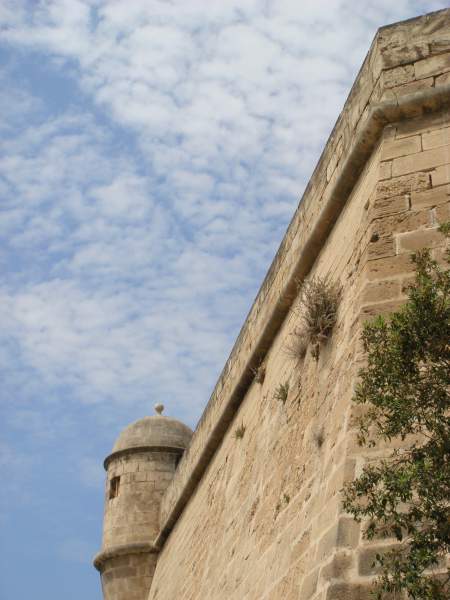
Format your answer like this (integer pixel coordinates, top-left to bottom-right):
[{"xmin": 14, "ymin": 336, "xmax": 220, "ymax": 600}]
[{"xmin": 109, "ymin": 476, "xmax": 120, "ymax": 499}]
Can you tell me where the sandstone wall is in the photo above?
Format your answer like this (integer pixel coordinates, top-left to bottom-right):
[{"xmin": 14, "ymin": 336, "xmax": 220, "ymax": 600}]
[
  {"xmin": 146, "ymin": 9, "xmax": 450, "ymax": 600},
  {"xmin": 103, "ymin": 451, "xmax": 179, "ymax": 548}
]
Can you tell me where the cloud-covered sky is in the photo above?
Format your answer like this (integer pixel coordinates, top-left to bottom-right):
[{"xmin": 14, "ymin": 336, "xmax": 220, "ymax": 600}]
[{"xmin": 1, "ymin": 1, "xmax": 448, "ymax": 598}]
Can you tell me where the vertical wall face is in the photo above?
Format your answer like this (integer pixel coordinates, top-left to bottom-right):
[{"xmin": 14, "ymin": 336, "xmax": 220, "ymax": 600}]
[{"xmin": 144, "ymin": 10, "xmax": 450, "ymax": 600}]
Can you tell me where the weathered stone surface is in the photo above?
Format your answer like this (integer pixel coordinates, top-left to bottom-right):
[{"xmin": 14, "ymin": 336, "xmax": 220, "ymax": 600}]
[
  {"xmin": 380, "ymin": 135, "xmax": 421, "ymax": 161},
  {"xmin": 432, "ymin": 163, "xmax": 450, "ymax": 186},
  {"xmin": 415, "ymin": 51, "xmax": 450, "ymax": 78},
  {"xmin": 397, "ymin": 227, "xmax": 444, "ymax": 252},
  {"xmin": 392, "ymin": 145, "xmax": 450, "ymax": 177},
  {"xmin": 381, "ymin": 76, "xmax": 434, "ymax": 102},
  {"xmin": 375, "ymin": 172, "xmax": 431, "ymax": 201},
  {"xmin": 422, "ymin": 127, "xmax": 450, "ymax": 150},
  {"xmin": 382, "ymin": 64, "xmax": 415, "ymax": 88},
  {"xmin": 358, "ymin": 545, "xmax": 390, "ymax": 576},
  {"xmin": 325, "ymin": 582, "xmax": 373, "ymax": 600},
  {"xmin": 436, "ymin": 70, "xmax": 450, "ymax": 86},
  {"xmin": 411, "ymin": 184, "xmax": 450, "ymax": 208},
  {"xmin": 336, "ymin": 518, "xmax": 361, "ymax": 549}
]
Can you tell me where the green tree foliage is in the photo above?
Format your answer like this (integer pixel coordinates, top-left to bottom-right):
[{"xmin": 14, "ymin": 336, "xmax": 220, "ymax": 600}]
[{"xmin": 343, "ymin": 224, "xmax": 450, "ymax": 599}]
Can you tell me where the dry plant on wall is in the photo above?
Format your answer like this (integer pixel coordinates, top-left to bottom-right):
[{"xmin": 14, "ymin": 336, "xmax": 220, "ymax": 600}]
[
  {"xmin": 251, "ymin": 361, "xmax": 266, "ymax": 384},
  {"xmin": 290, "ymin": 276, "xmax": 341, "ymax": 360},
  {"xmin": 284, "ymin": 331, "xmax": 308, "ymax": 362},
  {"xmin": 234, "ymin": 423, "xmax": 246, "ymax": 440},
  {"xmin": 273, "ymin": 381, "xmax": 289, "ymax": 404},
  {"xmin": 313, "ymin": 427, "xmax": 325, "ymax": 449}
]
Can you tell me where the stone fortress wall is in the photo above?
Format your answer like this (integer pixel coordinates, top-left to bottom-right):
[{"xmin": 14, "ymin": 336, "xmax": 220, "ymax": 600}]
[{"xmin": 95, "ymin": 9, "xmax": 450, "ymax": 600}]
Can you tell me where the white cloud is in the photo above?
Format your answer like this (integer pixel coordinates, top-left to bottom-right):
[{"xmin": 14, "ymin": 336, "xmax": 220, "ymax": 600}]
[{"xmin": 1, "ymin": 0, "xmax": 449, "ymax": 431}]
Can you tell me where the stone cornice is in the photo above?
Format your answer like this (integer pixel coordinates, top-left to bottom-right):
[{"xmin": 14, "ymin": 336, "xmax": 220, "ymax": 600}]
[
  {"xmin": 93, "ymin": 542, "xmax": 159, "ymax": 571},
  {"xmin": 103, "ymin": 445, "xmax": 186, "ymax": 470}
]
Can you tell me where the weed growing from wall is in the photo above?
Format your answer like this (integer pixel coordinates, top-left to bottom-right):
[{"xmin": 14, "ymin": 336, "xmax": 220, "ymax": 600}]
[
  {"xmin": 273, "ymin": 382, "xmax": 289, "ymax": 404},
  {"xmin": 234, "ymin": 423, "xmax": 246, "ymax": 440},
  {"xmin": 313, "ymin": 427, "xmax": 325, "ymax": 449},
  {"xmin": 251, "ymin": 362, "xmax": 266, "ymax": 384},
  {"xmin": 290, "ymin": 276, "xmax": 341, "ymax": 360},
  {"xmin": 284, "ymin": 333, "xmax": 308, "ymax": 361}
]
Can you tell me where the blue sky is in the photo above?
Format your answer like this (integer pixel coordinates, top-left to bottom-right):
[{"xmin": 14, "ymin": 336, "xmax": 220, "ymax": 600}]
[{"xmin": 1, "ymin": 2, "xmax": 448, "ymax": 599}]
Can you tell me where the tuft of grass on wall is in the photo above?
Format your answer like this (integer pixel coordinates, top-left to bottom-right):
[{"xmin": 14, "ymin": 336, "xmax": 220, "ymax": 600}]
[
  {"xmin": 289, "ymin": 276, "xmax": 341, "ymax": 360},
  {"xmin": 313, "ymin": 427, "xmax": 325, "ymax": 449},
  {"xmin": 251, "ymin": 362, "xmax": 266, "ymax": 384},
  {"xmin": 234, "ymin": 423, "xmax": 246, "ymax": 440},
  {"xmin": 273, "ymin": 381, "xmax": 289, "ymax": 404},
  {"xmin": 284, "ymin": 331, "xmax": 308, "ymax": 361}
]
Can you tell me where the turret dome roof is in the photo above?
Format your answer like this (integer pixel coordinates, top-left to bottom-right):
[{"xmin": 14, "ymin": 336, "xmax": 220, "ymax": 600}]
[{"xmin": 112, "ymin": 409, "xmax": 193, "ymax": 454}]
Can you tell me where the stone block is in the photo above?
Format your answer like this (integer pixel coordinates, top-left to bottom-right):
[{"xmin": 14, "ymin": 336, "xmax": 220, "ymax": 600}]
[
  {"xmin": 313, "ymin": 499, "xmax": 341, "ymax": 538},
  {"xmin": 375, "ymin": 172, "xmax": 430, "ymax": 200},
  {"xmin": 113, "ymin": 566, "xmax": 138, "ymax": 578},
  {"xmin": 430, "ymin": 38, "xmax": 450, "ymax": 54},
  {"xmin": 300, "ymin": 568, "xmax": 319, "ymax": 600},
  {"xmin": 397, "ymin": 228, "xmax": 444, "ymax": 253},
  {"xmin": 411, "ymin": 184, "xmax": 450, "ymax": 208},
  {"xmin": 396, "ymin": 111, "xmax": 450, "ymax": 139},
  {"xmin": 381, "ymin": 136, "xmax": 421, "ymax": 161},
  {"xmin": 320, "ymin": 550, "xmax": 354, "ymax": 582},
  {"xmin": 379, "ymin": 161, "xmax": 392, "ymax": 180},
  {"xmin": 342, "ymin": 459, "xmax": 356, "ymax": 485},
  {"xmin": 380, "ymin": 36, "xmax": 429, "ymax": 68},
  {"xmin": 326, "ymin": 582, "xmax": 373, "ymax": 600},
  {"xmin": 371, "ymin": 209, "xmax": 430, "ymax": 235},
  {"xmin": 358, "ymin": 545, "xmax": 391, "ymax": 575},
  {"xmin": 422, "ymin": 127, "xmax": 450, "ymax": 150},
  {"xmin": 382, "ymin": 64, "xmax": 415, "ymax": 88},
  {"xmin": 336, "ymin": 518, "xmax": 360, "ymax": 548},
  {"xmin": 315, "ymin": 525, "xmax": 338, "ymax": 563},
  {"xmin": 414, "ymin": 51, "xmax": 450, "ymax": 79},
  {"xmin": 431, "ymin": 164, "xmax": 450, "ymax": 187},
  {"xmin": 359, "ymin": 300, "xmax": 405, "ymax": 322},
  {"xmin": 392, "ymin": 145, "xmax": 450, "ymax": 177},
  {"xmin": 383, "ymin": 76, "xmax": 434, "ymax": 100},
  {"xmin": 436, "ymin": 70, "xmax": 450, "ymax": 86},
  {"xmin": 291, "ymin": 528, "xmax": 311, "ymax": 563},
  {"xmin": 372, "ymin": 195, "xmax": 409, "ymax": 220},
  {"xmin": 366, "ymin": 234, "xmax": 395, "ymax": 260},
  {"xmin": 361, "ymin": 279, "xmax": 401, "ymax": 304},
  {"xmin": 436, "ymin": 202, "xmax": 450, "ymax": 223},
  {"xmin": 326, "ymin": 137, "xmax": 344, "ymax": 182}
]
